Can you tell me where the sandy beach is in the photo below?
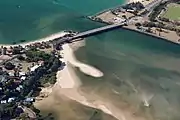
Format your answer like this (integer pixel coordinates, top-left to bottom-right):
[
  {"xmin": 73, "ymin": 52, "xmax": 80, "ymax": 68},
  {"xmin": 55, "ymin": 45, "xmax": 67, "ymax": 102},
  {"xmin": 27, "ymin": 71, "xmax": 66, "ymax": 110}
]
[{"xmin": 0, "ymin": 31, "xmax": 68, "ymax": 48}]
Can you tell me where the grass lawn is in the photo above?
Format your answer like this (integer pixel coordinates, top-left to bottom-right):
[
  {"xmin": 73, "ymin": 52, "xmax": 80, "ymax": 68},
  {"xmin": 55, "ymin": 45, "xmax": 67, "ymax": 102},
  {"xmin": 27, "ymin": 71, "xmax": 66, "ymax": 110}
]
[{"xmin": 163, "ymin": 3, "xmax": 180, "ymax": 20}]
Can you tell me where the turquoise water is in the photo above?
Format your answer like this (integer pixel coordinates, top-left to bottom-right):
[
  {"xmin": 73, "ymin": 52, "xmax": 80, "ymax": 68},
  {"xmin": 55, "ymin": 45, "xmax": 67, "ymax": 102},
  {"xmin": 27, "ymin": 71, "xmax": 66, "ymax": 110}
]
[
  {"xmin": 0, "ymin": 0, "xmax": 124, "ymax": 44},
  {"xmin": 2, "ymin": 0, "xmax": 180, "ymax": 120}
]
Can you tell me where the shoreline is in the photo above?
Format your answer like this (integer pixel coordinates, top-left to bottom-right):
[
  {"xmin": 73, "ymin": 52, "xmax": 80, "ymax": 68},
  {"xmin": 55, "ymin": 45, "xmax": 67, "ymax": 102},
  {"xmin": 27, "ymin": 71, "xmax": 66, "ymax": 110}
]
[
  {"xmin": 91, "ymin": 0, "xmax": 130, "ymax": 17},
  {"xmin": 123, "ymin": 25, "xmax": 180, "ymax": 45},
  {"xmin": 0, "ymin": 31, "xmax": 68, "ymax": 48}
]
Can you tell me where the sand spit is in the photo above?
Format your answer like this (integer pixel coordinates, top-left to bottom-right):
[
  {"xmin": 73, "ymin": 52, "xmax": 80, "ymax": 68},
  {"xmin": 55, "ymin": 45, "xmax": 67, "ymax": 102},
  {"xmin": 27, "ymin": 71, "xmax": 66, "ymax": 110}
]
[
  {"xmin": 32, "ymin": 34, "xmax": 146, "ymax": 120},
  {"xmin": 61, "ymin": 44, "xmax": 104, "ymax": 78},
  {"xmin": 56, "ymin": 43, "xmax": 103, "ymax": 88}
]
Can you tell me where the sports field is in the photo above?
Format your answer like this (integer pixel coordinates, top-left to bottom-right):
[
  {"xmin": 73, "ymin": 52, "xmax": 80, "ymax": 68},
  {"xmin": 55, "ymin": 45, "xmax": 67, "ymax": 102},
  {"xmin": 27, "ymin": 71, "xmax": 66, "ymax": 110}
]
[{"xmin": 162, "ymin": 3, "xmax": 180, "ymax": 20}]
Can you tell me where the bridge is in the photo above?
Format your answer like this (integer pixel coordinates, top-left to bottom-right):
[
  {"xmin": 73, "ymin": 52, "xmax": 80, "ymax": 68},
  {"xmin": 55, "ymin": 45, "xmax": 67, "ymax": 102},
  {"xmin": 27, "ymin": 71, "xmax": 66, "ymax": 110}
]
[
  {"xmin": 53, "ymin": 21, "xmax": 126, "ymax": 46},
  {"xmin": 52, "ymin": 0, "xmax": 165, "ymax": 46}
]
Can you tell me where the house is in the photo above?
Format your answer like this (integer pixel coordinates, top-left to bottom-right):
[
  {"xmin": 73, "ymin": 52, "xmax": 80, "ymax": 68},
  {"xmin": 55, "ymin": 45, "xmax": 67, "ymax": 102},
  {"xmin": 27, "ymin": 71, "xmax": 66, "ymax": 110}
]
[
  {"xmin": 38, "ymin": 61, "xmax": 44, "ymax": 66},
  {"xmin": 30, "ymin": 65, "xmax": 41, "ymax": 72},
  {"xmin": 16, "ymin": 85, "xmax": 23, "ymax": 92},
  {"xmin": 19, "ymin": 72, "xmax": 26, "ymax": 76},
  {"xmin": 1, "ymin": 100, "xmax": 7, "ymax": 104},
  {"xmin": 113, "ymin": 17, "xmax": 125, "ymax": 23},
  {"xmin": 24, "ymin": 97, "xmax": 35, "ymax": 102},
  {"xmin": 8, "ymin": 97, "xmax": 15, "ymax": 103},
  {"xmin": 9, "ymin": 72, "xmax": 14, "ymax": 77},
  {"xmin": 0, "ymin": 75, "xmax": 8, "ymax": 82}
]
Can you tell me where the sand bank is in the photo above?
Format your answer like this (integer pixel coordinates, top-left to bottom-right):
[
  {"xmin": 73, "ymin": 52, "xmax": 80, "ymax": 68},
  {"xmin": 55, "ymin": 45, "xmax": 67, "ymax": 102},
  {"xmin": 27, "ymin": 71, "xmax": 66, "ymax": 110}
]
[
  {"xmin": 56, "ymin": 42, "xmax": 103, "ymax": 88},
  {"xmin": 60, "ymin": 44, "xmax": 104, "ymax": 79}
]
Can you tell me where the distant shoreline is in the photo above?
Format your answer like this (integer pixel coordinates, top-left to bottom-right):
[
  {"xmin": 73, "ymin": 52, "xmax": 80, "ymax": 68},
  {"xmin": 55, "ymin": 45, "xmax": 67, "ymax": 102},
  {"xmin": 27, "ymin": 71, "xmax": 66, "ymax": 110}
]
[{"xmin": 90, "ymin": 0, "xmax": 130, "ymax": 17}]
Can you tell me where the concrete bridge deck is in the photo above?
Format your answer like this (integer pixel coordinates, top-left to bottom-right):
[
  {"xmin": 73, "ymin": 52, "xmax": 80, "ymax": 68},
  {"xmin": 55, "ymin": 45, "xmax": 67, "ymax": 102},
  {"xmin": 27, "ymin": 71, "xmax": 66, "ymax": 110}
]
[{"xmin": 54, "ymin": 21, "xmax": 126, "ymax": 45}]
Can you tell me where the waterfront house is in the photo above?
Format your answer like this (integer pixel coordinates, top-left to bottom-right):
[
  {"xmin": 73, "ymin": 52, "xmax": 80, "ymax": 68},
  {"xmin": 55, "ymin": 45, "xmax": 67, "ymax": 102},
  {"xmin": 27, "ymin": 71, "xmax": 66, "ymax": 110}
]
[
  {"xmin": 1, "ymin": 100, "xmax": 7, "ymax": 104},
  {"xmin": 30, "ymin": 65, "xmax": 41, "ymax": 72}
]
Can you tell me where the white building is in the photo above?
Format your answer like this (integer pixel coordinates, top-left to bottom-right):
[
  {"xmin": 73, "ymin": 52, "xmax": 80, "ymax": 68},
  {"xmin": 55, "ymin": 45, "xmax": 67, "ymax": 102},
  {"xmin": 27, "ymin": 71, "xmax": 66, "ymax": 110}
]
[
  {"xmin": 8, "ymin": 98, "xmax": 15, "ymax": 103},
  {"xmin": 30, "ymin": 65, "xmax": 41, "ymax": 72},
  {"xmin": 1, "ymin": 100, "xmax": 7, "ymax": 104}
]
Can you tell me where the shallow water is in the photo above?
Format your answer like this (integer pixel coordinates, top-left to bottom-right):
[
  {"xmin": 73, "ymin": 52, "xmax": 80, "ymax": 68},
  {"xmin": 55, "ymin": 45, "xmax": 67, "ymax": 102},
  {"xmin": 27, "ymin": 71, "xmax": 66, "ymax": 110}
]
[{"xmin": 74, "ymin": 29, "xmax": 180, "ymax": 120}]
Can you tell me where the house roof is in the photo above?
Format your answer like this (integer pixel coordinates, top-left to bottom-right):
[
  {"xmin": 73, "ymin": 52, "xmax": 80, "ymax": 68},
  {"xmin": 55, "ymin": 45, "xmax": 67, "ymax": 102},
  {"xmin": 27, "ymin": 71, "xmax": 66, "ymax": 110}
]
[
  {"xmin": 9, "ymin": 72, "xmax": 14, "ymax": 76},
  {"xmin": 19, "ymin": 72, "xmax": 26, "ymax": 76},
  {"xmin": 0, "ymin": 75, "xmax": 7, "ymax": 82},
  {"xmin": 20, "ymin": 76, "xmax": 26, "ymax": 80},
  {"xmin": 25, "ymin": 97, "xmax": 34, "ymax": 102},
  {"xmin": 1, "ymin": 100, "xmax": 7, "ymax": 104},
  {"xmin": 30, "ymin": 65, "xmax": 40, "ymax": 72},
  {"xmin": 8, "ymin": 98, "xmax": 15, "ymax": 103}
]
